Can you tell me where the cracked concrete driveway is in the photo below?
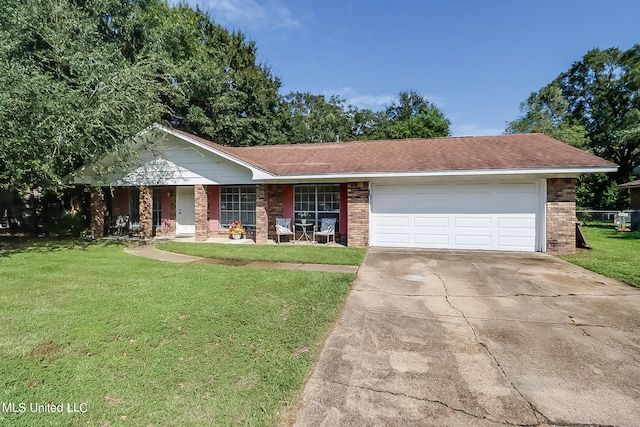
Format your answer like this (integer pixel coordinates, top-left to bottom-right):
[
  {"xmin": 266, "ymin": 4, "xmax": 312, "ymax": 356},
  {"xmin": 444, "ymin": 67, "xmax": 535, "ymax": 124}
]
[{"xmin": 293, "ymin": 248, "xmax": 640, "ymax": 427}]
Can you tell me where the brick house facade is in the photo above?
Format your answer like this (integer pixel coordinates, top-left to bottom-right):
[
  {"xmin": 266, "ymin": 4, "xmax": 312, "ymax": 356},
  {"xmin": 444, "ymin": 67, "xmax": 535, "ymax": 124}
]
[{"xmin": 77, "ymin": 124, "xmax": 617, "ymax": 254}]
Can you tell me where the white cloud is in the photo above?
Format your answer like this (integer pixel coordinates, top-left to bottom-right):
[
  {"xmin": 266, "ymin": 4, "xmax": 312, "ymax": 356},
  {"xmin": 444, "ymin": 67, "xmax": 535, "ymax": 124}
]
[
  {"xmin": 174, "ymin": 0, "xmax": 302, "ymax": 30},
  {"xmin": 329, "ymin": 87, "xmax": 394, "ymax": 110}
]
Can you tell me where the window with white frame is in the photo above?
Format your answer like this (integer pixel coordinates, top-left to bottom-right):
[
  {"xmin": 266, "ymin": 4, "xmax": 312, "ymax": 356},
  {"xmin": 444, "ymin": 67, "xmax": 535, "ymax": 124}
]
[
  {"xmin": 294, "ymin": 184, "xmax": 340, "ymax": 230},
  {"xmin": 220, "ymin": 186, "xmax": 256, "ymax": 228},
  {"xmin": 152, "ymin": 188, "xmax": 162, "ymax": 227}
]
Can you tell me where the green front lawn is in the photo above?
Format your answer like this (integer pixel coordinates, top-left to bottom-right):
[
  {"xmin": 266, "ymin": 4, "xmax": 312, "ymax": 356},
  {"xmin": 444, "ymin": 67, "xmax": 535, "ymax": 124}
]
[
  {"xmin": 0, "ymin": 240, "xmax": 354, "ymax": 426},
  {"xmin": 562, "ymin": 225, "xmax": 640, "ymax": 287},
  {"xmin": 157, "ymin": 242, "xmax": 367, "ymax": 266}
]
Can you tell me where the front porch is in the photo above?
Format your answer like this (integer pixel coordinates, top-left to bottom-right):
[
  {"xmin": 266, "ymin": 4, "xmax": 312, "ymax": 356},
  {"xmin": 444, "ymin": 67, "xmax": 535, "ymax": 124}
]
[{"xmin": 89, "ymin": 182, "xmax": 370, "ymax": 247}]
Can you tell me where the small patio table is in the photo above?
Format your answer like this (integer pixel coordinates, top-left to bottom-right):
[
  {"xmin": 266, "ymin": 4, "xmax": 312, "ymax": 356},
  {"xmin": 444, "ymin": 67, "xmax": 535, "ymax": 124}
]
[{"xmin": 295, "ymin": 223, "xmax": 313, "ymax": 242}]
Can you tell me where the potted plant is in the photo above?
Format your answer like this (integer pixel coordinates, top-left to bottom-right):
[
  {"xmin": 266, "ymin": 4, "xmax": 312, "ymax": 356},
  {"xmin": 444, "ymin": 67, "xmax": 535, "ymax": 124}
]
[
  {"xmin": 299, "ymin": 212, "xmax": 308, "ymax": 224},
  {"xmin": 229, "ymin": 221, "xmax": 245, "ymax": 239}
]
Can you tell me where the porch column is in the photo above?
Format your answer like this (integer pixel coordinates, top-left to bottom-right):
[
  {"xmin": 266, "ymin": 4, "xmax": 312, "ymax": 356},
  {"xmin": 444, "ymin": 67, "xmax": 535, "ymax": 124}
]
[
  {"xmin": 255, "ymin": 184, "xmax": 268, "ymax": 244},
  {"xmin": 195, "ymin": 184, "xmax": 208, "ymax": 242},
  {"xmin": 546, "ymin": 178, "xmax": 576, "ymax": 254},
  {"xmin": 347, "ymin": 182, "xmax": 369, "ymax": 248},
  {"xmin": 90, "ymin": 187, "xmax": 105, "ymax": 239},
  {"xmin": 139, "ymin": 185, "xmax": 153, "ymax": 239}
]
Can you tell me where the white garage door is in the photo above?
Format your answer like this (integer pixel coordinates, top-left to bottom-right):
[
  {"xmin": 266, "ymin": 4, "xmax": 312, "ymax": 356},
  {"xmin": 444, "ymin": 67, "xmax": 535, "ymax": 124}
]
[{"xmin": 370, "ymin": 182, "xmax": 542, "ymax": 252}]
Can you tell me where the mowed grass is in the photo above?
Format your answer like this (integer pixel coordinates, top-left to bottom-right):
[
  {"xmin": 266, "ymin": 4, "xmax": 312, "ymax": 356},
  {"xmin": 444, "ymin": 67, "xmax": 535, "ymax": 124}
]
[
  {"xmin": 157, "ymin": 242, "xmax": 367, "ymax": 266},
  {"xmin": 562, "ymin": 225, "xmax": 640, "ymax": 287},
  {"xmin": 0, "ymin": 239, "xmax": 354, "ymax": 426}
]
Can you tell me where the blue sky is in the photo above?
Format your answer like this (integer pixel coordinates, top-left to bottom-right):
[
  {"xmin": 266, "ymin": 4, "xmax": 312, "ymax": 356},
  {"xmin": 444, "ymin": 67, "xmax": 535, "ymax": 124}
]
[{"xmin": 170, "ymin": 0, "xmax": 639, "ymax": 136}]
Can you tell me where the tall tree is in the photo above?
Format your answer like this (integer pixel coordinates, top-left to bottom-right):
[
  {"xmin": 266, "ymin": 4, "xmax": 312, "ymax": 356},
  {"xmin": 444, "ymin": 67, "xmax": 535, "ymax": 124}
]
[
  {"xmin": 280, "ymin": 92, "xmax": 358, "ymax": 144},
  {"xmin": 382, "ymin": 90, "xmax": 451, "ymax": 139},
  {"xmin": 280, "ymin": 90, "xmax": 451, "ymax": 143},
  {"xmin": 94, "ymin": 1, "xmax": 287, "ymax": 147},
  {"xmin": 0, "ymin": 0, "xmax": 166, "ymax": 193},
  {"xmin": 507, "ymin": 46, "xmax": 640, "ymax": 209},
  {"xmin": 0, "ymin": 0, "xmax": 288, "ymax": 195}
]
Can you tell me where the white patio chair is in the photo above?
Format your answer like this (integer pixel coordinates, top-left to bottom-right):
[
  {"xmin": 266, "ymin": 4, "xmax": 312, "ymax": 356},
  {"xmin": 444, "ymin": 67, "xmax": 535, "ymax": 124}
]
[
  {"xmin": 0, "ymin": 204, "xmax": 8, "ymax": 229},
  {"xmin": 114, "ymin": 215, "xmax": 129, "ymax": 236},
  {"xmin": 275, "ymin": 217, "xmax": 295, "ymax": 243},
  {"xmin": 314, "ymin": 218, "xmax": 337, "ymax": 244}
]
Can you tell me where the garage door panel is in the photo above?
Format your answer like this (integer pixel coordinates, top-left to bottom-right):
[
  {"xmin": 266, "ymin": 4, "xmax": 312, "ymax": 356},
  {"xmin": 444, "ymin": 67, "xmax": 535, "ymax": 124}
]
[
  {"xmin": 375, "ymin": 232, "xmax": 410, "ymax": 245},
  {"xmin": 414, "ymin": 234, "xmax": 450, "ymax": 245},
  {"xmin": 454, "ymin": 216, "xmax": 492, "ymax": 228},
  {"xmin": 498, "ymin": 236, "xmax": 536, "ymax": 249},
  {"xmin": 413, "ymin": 216, "xmax": 449, "ymax": 228},
  {"xmin": 454, "ymin": 234, "xmax": 493, "ymax": 247},
  {"xmin": 497, "ymin": 216, "xmax": 536, "ymax": 229},
  {"xmin": 371, "ymin": 183, "xmax": 541, "ymax": 252},
  {"xmin": 375, "ymin": 215, "xmax": 410, "ymax": 227}
]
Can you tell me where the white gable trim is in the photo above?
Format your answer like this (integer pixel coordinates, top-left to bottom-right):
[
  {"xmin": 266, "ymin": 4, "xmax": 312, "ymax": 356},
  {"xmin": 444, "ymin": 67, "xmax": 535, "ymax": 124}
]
[{"xmin": 152, "ymin": 124, "xmax": 275, "ymax": 180}]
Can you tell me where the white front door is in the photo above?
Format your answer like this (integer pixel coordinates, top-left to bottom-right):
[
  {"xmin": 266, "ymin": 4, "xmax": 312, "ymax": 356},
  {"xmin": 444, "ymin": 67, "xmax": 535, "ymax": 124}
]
[{"xmin": 176, "ymin": 186, "xmax": 196, "ymax": 234}]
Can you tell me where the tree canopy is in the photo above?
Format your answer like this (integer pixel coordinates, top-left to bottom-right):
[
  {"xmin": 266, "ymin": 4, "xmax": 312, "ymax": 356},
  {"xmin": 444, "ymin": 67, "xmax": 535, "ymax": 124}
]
[
  {"xmin": 383, "ymin": 90, "xmax": 451, "ymax": 139},
  {"xmin": 279, "ymin": 90, "xmax": 450, "ymax": 144},
  {"xmin": 0, "ymin": 0, "xmax": 285, "ymax": 192},
  {"xmin": 507, "ymin": 46, "xmax": 640, "ymax": 209},
  {"xmin": 0, "ymin": 0, "xmax": 452, "ymax": 194}
]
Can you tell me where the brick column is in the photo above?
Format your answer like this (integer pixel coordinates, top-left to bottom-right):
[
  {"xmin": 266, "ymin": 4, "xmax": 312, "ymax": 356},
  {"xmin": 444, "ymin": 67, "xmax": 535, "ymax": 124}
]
[
  {"xmin": 139, "ymin": 185, "xmax": 153, "ymax": 239},
  {"xmin": 195, "ymin": 184, "xmax": 209, "ymax": 242},
  {"xmin": 266, "ymin": 185, "xmax": 284, "ymax": 241},
  {"xmin": 90, "ymin": 187, "xmax": 105, "ymax": 239},
  {"xmin": 546, "ymin": 178, "xmax": 576, "ymax": 254},
  {"xmin": 255, "ymin": 184, "xmax": 268, "ymax": 244},
  {"xmin": 347, "ymin": 182, "xmax": 369, "ymax": 248}
]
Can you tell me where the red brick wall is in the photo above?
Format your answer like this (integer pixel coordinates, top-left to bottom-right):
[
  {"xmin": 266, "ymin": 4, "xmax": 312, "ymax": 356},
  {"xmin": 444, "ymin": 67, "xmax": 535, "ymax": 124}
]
[
  {"xmin": 340, "ymin": 184, "xmax": 348, "ymax": 236},
  {"xmin": 155, "ymin": 186, "xmax": 176, "ymax": 236},
  {"xmin": 90, "ymin": 188, "xmax": 105, "ymax": 238},
  {"xmin": 546, "ymin": 178, "xmax": 576, "ymax": 254},
  {"xmin": 282, "ymin": 185, "xmax": 294, "ymax": 220},
  {"xmin": 139, "ymin": 185, "xmax": 153, "ymax": 239},
  {"xmin": 194, "ymin": 184, "xmax": 209, "ymax": 241},
  {"xmin": 347, "ymin": 182, "xmax": 369, "ymax": 248}
]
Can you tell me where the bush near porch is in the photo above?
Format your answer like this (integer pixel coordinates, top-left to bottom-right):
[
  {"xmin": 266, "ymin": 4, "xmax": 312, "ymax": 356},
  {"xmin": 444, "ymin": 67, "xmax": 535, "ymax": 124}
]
[
  {"xmin": 562, "ymin": 225, "xmax": 640, "ymax": 287},
  {"xmin": 0, "ymin": 240, "xmax": 354, "ymax": 426}
]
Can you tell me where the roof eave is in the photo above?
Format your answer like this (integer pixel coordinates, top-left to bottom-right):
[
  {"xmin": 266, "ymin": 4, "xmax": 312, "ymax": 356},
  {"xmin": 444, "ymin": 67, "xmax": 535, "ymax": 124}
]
[{"xmin": 259, "ymin": 166, "xmax": 619, "ymax": 182}]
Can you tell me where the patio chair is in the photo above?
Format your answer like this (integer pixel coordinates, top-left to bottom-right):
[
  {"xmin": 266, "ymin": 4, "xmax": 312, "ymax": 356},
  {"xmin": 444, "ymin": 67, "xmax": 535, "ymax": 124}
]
[
  {"xmin": 0, "ymin": 204, "xmax": 8, "ymax": 229},
  {"xmin": 114, "ymin": 215, "xmax": 129, "ymax": 236},
  {"xmin": 275, "ymin": 217, "xmax": 295, "ymax": 243},
  {"xmin": 314, "ymin": 218, "xmax": 337, "ymax": 244}
]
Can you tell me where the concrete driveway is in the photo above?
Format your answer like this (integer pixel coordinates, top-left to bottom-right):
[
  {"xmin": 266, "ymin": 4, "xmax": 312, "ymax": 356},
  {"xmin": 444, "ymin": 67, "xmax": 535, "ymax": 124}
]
[{"xmin": 293, "ymin": 248, "xmax": 640, "ymax": 426}]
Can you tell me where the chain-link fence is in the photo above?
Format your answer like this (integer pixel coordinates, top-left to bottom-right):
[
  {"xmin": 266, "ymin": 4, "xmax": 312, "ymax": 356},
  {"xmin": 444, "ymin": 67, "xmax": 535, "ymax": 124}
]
[{"xmin": 577, "ymin": 210, "xmax": 639, "ymax": 230}]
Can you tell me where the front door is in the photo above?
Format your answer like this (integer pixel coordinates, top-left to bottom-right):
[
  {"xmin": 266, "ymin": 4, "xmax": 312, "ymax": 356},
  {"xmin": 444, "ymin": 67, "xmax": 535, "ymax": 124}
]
[{"xmin": 176, "ymin": 186, "xmax": 195, "ymax": 234}]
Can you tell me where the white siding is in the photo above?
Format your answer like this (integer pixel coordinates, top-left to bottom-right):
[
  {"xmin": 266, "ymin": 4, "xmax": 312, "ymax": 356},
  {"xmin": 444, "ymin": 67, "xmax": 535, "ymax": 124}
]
[{"xmin": 111, "ymin": 134, "xmax": 254, "ymax": 186}]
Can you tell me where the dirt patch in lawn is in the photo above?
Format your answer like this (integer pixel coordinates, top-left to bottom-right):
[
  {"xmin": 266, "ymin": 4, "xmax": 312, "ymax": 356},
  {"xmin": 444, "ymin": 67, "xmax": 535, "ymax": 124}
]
[{"xmin": 30, "ymin": 341, "xmax": 62, "ymax": 357}]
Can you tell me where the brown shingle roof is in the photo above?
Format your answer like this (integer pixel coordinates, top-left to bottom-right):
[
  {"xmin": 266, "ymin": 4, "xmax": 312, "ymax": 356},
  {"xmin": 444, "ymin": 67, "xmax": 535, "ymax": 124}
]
[{"xmin": 171, "ymin": 128, "xmax": 616, "ymax": 176}]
